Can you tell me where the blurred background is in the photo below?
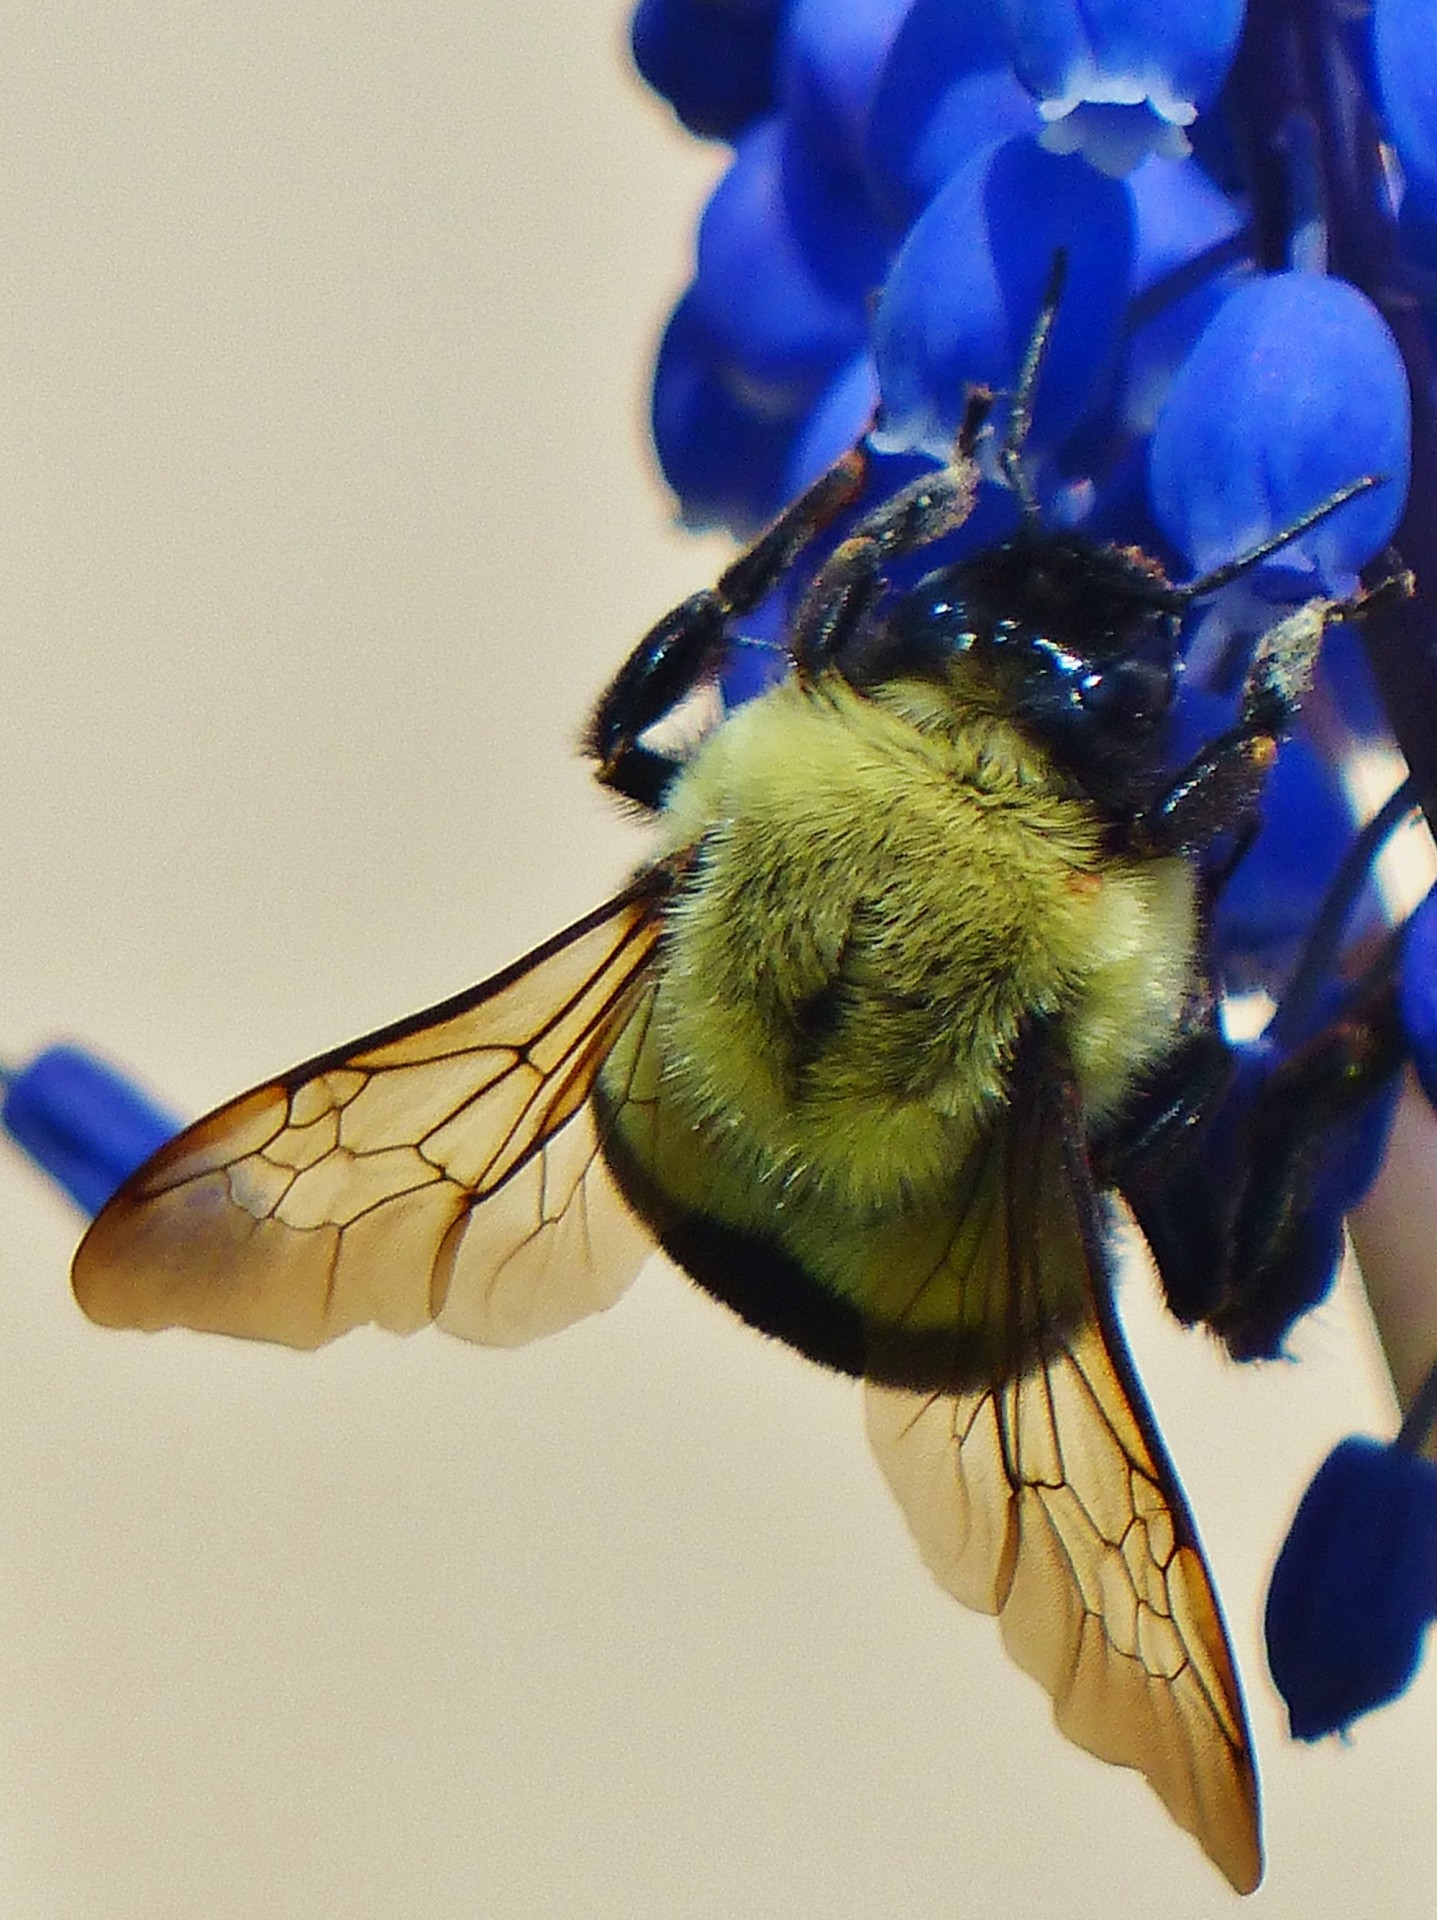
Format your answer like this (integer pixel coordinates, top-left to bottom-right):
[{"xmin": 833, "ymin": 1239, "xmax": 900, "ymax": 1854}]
[{"xmin": 0, "ymin": 4, "xmax": 1430, "ymax": 1914}]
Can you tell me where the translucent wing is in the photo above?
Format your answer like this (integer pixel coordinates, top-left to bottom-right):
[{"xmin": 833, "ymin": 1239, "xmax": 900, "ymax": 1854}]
[
  {"xmin": 864, "ymin": 1038, "xmax": 1262, "ymax": 1895},
  {"xmin": 73, "ymin": 878, "xmax": 669, "ymax": 1349}
]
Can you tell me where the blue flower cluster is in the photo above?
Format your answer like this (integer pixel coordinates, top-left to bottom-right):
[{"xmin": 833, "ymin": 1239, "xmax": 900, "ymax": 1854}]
[{"xmin": 635, "ymin": 0, "xmax": 1437, "ymax": 1741}]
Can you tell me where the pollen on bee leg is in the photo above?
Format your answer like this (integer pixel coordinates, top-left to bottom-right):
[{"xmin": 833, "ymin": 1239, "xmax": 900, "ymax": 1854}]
[{"xmin": 1065, "ymin": 869, "xmax": 1103, "ymax": 897}]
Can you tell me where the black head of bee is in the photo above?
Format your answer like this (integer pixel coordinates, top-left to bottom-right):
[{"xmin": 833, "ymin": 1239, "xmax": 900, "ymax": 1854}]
[{"xmin": 872, "ymin": 528, "xmax": 1184, "ymax": 814}]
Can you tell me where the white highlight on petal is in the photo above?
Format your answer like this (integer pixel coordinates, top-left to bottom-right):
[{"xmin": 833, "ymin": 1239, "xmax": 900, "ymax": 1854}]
[
  {"xmin": 1036, "ymin": 53, "xmax": 1199, "ymax": 127},
  {"xmin": 1038, "ymin": 101, "xmax": 1192, "ymax": 179}
]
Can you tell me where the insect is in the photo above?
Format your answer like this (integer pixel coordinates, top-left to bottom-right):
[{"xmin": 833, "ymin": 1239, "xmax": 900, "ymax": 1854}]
[{"xmin": 71, "ymin": 275, "xmax": 1406, "ymax": 1893}]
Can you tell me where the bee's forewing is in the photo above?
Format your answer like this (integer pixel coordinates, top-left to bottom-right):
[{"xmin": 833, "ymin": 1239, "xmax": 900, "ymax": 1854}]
[{"xmin": 72, "ymin": 879, "xmax": 668, "ymax": 1349}]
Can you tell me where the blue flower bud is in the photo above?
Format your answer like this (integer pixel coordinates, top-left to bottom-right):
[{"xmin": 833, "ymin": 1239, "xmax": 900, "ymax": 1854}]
[
  {"xmin": 1214, "ymin": 737, "xmax": 1354, "ymax": 980},
  {"xmin": 1118, "ymin": 154, "xmax": 1244, "ymax": 434},
  {"xmin": 631, "ymin": 0, "xmax": 781, "ymax": 140},
  {"xmin": 3, "ymin": 1045, "xmax": 180, "ymax": 1218},
  {"xmin": 1266, "ymin": 1437, "xmax": 1437, "ymax": 1739},
  {"xmin": 1324, "ymin": 1071, "xmax": 1402, "ymax": 1214},
  {"xmin": 652, "ymin": 295, "xmax": 803, "ymax": 532},
  {"xmin": 1231, "ymin": 1193, "xmax": 1348, "ymax": 1360},
  {"xmin": 720, "ymin": 594, "xmax": 790, "ymax": 707},
  {"xmin": 1318, "ymin": 617, "xmax": 1390, "ymax": 739},
  {"xmin": 872, "ymin": 138, "xmax": 1133, "ymax": 462},
  {"xmin": 692, "ymin": 117, "xmax": 891, "ymax": 412},
  {"xmin": 1149, "ymin": 272, "xmax": 1411, "ymax": 589},
  {"xmin": 772, "ymin": 353, "xmax": 1018, "ymax": 609},
  {"xmin": 1129, "ymin": 153, "xmax": 1245, "ymax": 294},
  {"xmin": 783, "ymin": 351, "xmax": 880, "ymax": 492},
  {"xmin": 779, "ymin": 351, "xmax": 946, "ymax": 526}
]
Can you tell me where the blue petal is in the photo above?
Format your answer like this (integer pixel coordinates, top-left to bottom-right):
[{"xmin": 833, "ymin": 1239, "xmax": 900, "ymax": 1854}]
[
  {"xmin": 999, "ymin": 0, "xmax": 1245, "ymax": 129},
  {"xmin": 1266, "ymin": 1437, "xmax": 1437, "ymax": 1739},
  {"xmin": 1128, "ymin": 153, "xmax": 1245, "ymax": 294},
  {"xmin": 3, "ymin": 1045, "xmax": 181, "ymax": 1218},
  {"xmin": 773, "ymin": 356, "xmax": 1024, "ymax": 616},
  {"xmin": 1323, "ymin": 1072, "xmax": 1402, "ymax": 1214},
  {"xmin": 872, "ymin": 137, "xmax": 1134, "ymax": 461},
  {"xmin": 1230, "ymin": 1195, "xmax": 1348, "ymax": 1362},
  {"xmin": 1113, "ymin": 154, "xmax": 1245, "ymax": 437},
  {"xmin": 1316, "ymin": 607, "xmax": 1391, "ymax": 739},
  {"xmin": 782, "ymin": 350, "xmax": 880, "ymax": 491},
  {"xmin": 1149, "ymin": 272, "xmax": 1412, "ymax": 588},
  {"xmin": 631, "ymin": 0, "xmax": 782, "ymax": 140},
  {"xmin": 779, "ymin": 0, "xmax": 915, "ymax": 171},
  {"xmin": 780, "ymin": 351, "xmax": 945, "ymax": 515},
  {"xmin": 1214, "ymin": 736, "xmax": 1355, "ymax": 977},
  {"xmin": 692, "ymin": 116, "xmax": 891, "ymax": 411},
  {"xmin": 864, "ymin": 0, "xmax": 1040, "ymax": 227},
  {"xmin": 651, "ymin": 294, "xmax": 804, "ymax": 532},
  {"xmin": 720, "ymin": 594, "xmax": 791, "ymax": 707},
  {"xmin": 1372, "ymin": 0, "xmax": 1437, "ymax": 231}
]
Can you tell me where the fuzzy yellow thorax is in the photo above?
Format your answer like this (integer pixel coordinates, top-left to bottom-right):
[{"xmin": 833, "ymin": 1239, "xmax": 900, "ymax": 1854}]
[{"xmin": 631, "ymin": 670, "xmax": 1198, "ymax": 1222}]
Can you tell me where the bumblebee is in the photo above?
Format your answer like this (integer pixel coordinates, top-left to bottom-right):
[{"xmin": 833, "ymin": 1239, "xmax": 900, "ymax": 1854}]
[{"xmin": 72, "ymin": 288, "xmax": 1405, "ymax": 1894}]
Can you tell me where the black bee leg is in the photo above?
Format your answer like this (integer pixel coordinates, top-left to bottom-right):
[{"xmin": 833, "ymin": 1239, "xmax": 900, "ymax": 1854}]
[
  {"xmin": 586, "ymin": 447, "xmax": 871, "ymax": 808},
  {"xmin": 1199, "ymin": 975, "xmax": 1401, "ymax": 1355},
  {"xmin": 1100, "ymin": 1003, "xmax": 1244, "ymax": 1329},
  {"xmin": 1114, "ymin": 925, "xmax": 1404, "ymax": 1351},
  {"xmin": 1135, "ymin": 579, "xmax": 1408, "ymax": 855},
  {"xmin": 1206, "ymin": 975, "xmax": 1404, "ymax": 1357},
  {"xmin": 1095, "ymin": 1008, "xmax": 1235, "ymax": 1193},
  {"xmin": 793, "ymin": 386, "xmax": 993, "ymax": 676},
  {"xmin": 1115, "ymin": 992, "xmax": 1402, "ymax": 1341}
]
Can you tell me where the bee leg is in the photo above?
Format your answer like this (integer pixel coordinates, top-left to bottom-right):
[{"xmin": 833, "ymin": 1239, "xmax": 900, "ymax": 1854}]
[
  {"xmin": 1135, "ymin": 580, "xmax": 1406, "ymax": 855},
  {"xmin": 1109, "ymin": 1019, "xmax": 1250, "ymax": 1328},
  {"xmin": 792, "ymin": 387, "xmax": 992, "ymax": 676},
  {"xmin": 1117, "ymin": 943, "xmax": 1404, "ymax": 1349},
  {"xmin": 1206, "ymin": 973, "xmax": 1404, "ymax": 1357},
  {"xmin": 586, "ymin": 447, "xmax": 871, "ymax": 808},
  {"xmin": 794, "ymin": 249, "xmax": 1066, "ymax": 675},
  {"xmin": 1180, "ymin": 971, "xmax": 1401, "ymax": 1356},
  {"xmin": 1097, "ymin": 1016, "xmax": 1235, "ymax": 1189}
]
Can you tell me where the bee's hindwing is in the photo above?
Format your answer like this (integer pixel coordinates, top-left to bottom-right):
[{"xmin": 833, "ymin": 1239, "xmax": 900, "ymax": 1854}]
[{"xmin": 866, "ymin": 1039, "xmax": 1261, "ymax": 1893}]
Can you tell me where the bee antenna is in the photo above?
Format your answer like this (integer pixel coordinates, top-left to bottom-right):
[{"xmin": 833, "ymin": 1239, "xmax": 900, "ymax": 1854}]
[
  {"xmin": 1000, "ymin": 249, "xmax": 1069, "ymax": 523},
  {"xmin": 1170, "ymin": 474, "xmax": 1388, "ymax": 603}
]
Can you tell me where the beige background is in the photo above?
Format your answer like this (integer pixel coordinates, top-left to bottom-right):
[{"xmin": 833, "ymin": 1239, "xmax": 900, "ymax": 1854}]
[{"xmin": 0, "ymin": 5, "xmax": 1429, "ymax": 1915}]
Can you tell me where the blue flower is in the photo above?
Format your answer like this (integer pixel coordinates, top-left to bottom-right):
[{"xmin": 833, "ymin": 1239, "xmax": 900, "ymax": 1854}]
[
  {"xmin": 871, "ymin": 139, "xmax": 1134, "ymax": 461},
  {"xmin": 631, "ymin": 0, "xmax": 784, "ymax": 140},
  {"xmin": 632, "ymin": 0, "xmax": 1437, "ymax": 1754},
  {"xmin": 1267, "ymin": 1436, "xmax": 1437, "ymax": 1739},
  {"xmin": 1002, "ymin": 0, "xmax": 1245, "ymax": 175},
  {"xmin": 2, "ymin": 1045, "xmax": 181, "ymax": 1217},
  {"xmin": 1148, "ymin": 272, "xmax": 1409, "ymax": 589}
]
